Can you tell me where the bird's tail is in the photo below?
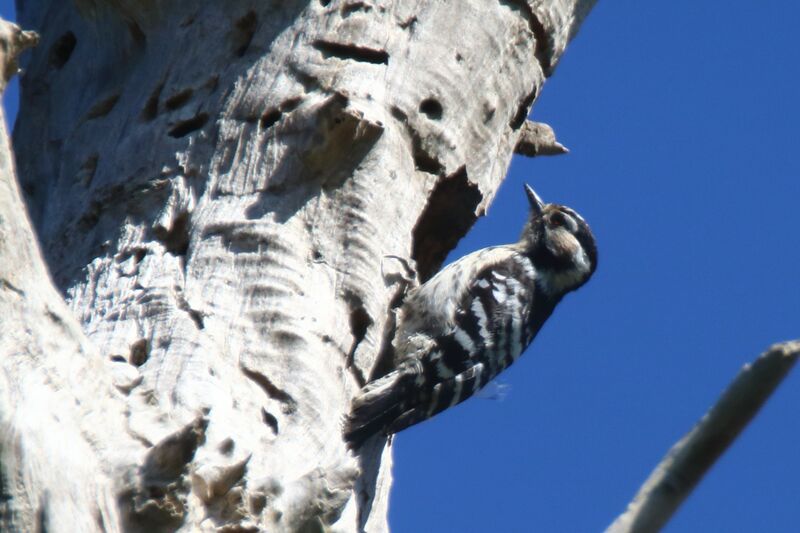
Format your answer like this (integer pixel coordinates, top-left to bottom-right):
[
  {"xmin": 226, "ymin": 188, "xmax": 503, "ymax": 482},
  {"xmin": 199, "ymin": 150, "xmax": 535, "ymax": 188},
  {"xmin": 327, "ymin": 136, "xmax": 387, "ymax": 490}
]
[{"xmin": 343, "ymin": 363, "xmax": 419, "ymax": 449}]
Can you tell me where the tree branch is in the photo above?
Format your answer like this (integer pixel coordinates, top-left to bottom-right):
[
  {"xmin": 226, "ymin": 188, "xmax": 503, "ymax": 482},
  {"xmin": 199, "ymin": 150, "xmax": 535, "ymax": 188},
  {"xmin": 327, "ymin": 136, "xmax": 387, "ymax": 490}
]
[
  {"xmin": 607, "ymin": 340, "xmax": 800, "ymax": 533},
  {"xmin": 0, "ymin": 19, "xmax": 37, "ymax": 92},
  {"xmin": 0, "ymin": 18, "xmax": 136, "ymax": 533},
  {"xmin": 514, "ymin": 119, "xmax": 568, "ymax": 156}
]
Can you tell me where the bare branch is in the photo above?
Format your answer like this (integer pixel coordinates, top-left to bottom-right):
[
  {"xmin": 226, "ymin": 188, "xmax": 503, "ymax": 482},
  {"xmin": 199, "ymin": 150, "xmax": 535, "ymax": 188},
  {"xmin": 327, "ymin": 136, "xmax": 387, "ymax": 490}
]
[{"xmin": 607, "ymin": 340, "xmax": 800, "ymax": 533}]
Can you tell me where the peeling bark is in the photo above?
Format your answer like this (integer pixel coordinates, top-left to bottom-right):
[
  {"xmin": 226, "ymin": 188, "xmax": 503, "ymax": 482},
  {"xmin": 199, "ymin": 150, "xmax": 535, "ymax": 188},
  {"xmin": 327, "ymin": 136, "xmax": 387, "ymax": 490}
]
[{"xmin": 2, "ymin": 1, "xmax": 596, "ymax": 531}]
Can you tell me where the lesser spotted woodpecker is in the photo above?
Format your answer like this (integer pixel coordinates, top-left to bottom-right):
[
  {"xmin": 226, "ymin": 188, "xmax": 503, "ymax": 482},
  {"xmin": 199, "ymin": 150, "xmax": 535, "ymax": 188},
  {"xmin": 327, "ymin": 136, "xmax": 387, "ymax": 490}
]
[{"xmin": 344, "ymin": 184, "xmax": 597, "ymax": 448}]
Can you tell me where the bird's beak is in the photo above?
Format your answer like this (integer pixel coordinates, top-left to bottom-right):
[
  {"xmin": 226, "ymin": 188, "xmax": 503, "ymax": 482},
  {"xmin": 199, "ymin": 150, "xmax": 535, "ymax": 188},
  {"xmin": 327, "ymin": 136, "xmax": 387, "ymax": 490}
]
[{"xmin": 524, "ymin": 183, "xmax": 544, "ymax": 217}]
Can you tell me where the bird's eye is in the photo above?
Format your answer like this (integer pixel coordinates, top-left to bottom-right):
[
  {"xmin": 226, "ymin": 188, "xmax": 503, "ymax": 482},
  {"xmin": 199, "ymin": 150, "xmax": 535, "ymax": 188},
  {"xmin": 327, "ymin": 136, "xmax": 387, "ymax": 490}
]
[{"xmin": 549, "ymin": 212, "xmax": 567, "ymax": 227}]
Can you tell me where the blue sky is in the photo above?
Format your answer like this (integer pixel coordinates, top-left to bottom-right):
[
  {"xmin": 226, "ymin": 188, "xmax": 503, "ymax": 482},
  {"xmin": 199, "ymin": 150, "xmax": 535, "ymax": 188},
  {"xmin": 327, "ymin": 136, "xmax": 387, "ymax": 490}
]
[
  {"xmin": 390, "ymin": 2, "xmax": 800, "ymax": 532},
  {"xmin": 3, "ymin": 1, "xmax": 798, "ymax": 532}
]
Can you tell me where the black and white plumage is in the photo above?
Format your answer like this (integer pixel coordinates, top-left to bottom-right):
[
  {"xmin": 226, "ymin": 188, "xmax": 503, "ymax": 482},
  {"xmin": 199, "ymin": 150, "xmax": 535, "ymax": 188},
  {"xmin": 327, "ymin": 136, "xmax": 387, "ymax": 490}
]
[{"xmin": 344, "ymin": 184, "xmax": 597, "ymax": 448}]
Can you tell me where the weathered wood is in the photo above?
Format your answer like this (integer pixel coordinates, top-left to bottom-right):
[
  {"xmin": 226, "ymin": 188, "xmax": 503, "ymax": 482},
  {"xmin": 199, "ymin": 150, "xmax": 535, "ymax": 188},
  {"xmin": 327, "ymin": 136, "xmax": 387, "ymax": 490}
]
[
  {"xmin": 0, "ymin": 20, "xmax": 131, "ymax": 533},
  {"xmin": 514, "ymin": 119, "xmax": 568, "ymax": 156},
  {"xmin": 3, "ymin": 1, "xmax": 596, "ymax": 530}
]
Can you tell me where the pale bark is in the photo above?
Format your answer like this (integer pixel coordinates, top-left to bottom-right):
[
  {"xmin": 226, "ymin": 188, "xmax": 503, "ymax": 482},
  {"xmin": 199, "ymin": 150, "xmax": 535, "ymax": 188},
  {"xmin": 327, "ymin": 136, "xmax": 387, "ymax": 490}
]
[
  {"xmin": 1, "ymin": 1, "xmax": 595, "ymax": 531},
  {"xmin": 607, "ymin": 341, "xmax": 800, "ymax": 533},
  {"xmin": 0, "ymin": 21, "xmax": 131, "ymax": 533},
  {"xmin": 514, "ymin": 120, "xmax": 568, "ymax": 156}
]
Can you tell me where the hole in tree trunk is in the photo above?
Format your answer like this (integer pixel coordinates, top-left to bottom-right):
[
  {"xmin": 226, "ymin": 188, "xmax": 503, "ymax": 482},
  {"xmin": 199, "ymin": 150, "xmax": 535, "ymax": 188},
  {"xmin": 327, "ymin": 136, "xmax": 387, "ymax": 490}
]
[
  {"xmin": 412, "ymin": 168, "xmax": 481, "ymax": 281},
  {"xmin": 49, "ymin": 31, "xmax": 76, "ymax": 69},
  {"xmin": 419, "ymin": 98, "xmax": 443, "ymax": 120}
]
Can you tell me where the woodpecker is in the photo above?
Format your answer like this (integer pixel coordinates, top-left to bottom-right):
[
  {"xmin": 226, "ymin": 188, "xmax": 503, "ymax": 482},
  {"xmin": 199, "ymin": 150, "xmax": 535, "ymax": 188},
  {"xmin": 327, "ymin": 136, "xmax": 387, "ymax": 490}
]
[{"xmin": 344, "ymin": 184, "xmax": 597, "ymax": 448}]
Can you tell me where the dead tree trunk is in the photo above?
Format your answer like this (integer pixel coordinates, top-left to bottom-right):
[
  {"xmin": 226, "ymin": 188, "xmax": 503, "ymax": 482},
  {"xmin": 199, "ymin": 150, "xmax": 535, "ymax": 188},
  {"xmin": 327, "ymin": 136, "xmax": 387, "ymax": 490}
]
[{"xmin": 0, "ymin": 1, "xmax": 595, "ymax": 531}]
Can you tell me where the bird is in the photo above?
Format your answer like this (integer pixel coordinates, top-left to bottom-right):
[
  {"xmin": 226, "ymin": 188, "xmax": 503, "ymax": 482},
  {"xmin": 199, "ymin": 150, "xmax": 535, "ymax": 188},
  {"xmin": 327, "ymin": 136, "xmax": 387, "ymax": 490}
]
[{"xmin": 343, "ymin": 184, "xmax": 597, "ymax": 448}]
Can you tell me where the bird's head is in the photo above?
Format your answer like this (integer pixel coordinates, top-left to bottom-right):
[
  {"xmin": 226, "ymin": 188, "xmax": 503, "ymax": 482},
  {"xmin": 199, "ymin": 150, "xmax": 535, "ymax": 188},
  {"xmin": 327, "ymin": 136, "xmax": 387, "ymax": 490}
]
[{"xmin": 520, "ymin": 184, "xmax": 598, "ymax": 296}]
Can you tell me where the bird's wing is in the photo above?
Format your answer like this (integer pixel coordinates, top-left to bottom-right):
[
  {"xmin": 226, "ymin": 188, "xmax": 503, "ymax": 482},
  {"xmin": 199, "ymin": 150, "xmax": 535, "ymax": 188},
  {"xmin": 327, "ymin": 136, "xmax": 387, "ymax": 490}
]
[
  {"xmin": 388, "ymin": 253, "xmax": 541, "ymax": 430},
  {"xmin": 396, "ymin": 246, "xmax": 521, "ymax": 344},
  {"xmin": 385, "ymin": 361, "xmax": 488, "ymax": 435},
  {"xmin": 427, "ymin": 251, "xmax": 539, "ymax": 381},
  {"xmin": 346, "ymin": 251, "xmax": 544, "ymax": 443}
]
